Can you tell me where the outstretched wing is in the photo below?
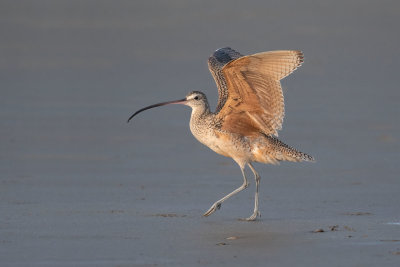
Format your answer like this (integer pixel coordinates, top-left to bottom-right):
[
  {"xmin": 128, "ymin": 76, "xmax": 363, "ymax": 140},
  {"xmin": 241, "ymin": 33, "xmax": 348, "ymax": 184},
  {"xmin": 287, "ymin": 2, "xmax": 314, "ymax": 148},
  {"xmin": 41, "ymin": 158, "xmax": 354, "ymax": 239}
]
[
  {"xmin": 208, "ymin": 47, "xmax": 244, "ymax": 113},
  {"xmin": 215, "ymin": 50, "xmax": 304, "ymax": 136}
]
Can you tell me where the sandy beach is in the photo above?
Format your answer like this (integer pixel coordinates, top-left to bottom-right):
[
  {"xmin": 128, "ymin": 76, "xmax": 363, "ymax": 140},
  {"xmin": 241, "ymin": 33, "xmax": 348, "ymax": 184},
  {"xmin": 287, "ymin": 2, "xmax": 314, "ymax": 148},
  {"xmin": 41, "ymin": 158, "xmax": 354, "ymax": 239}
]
[{"xmin": 1, "ymin": 1, "xmax": 399, "ymax": 266}]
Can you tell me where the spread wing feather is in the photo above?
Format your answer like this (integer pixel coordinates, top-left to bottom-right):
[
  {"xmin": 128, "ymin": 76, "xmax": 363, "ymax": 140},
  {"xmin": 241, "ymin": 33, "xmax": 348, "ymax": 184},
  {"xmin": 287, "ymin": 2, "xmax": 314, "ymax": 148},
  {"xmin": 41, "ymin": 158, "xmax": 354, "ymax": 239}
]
[
  {"xmin": 208, "ymin": 47, "xmax": 243, "ymax": 112},
  {"xmin": 214, "ymin": 50, "xmax": 304, "ymax": 136}
]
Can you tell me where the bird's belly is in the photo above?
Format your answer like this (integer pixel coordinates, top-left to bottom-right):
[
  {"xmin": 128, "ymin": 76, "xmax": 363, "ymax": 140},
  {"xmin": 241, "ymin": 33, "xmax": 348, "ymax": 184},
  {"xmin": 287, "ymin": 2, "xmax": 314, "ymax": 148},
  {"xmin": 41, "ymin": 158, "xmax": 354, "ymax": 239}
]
[
  {"xmin": 193, "ymin": 130, "xmax": 251, "ymax": 159},
  {"xmin": 207, "ymin": 140, "xmax": 231, "ymax": 157}
]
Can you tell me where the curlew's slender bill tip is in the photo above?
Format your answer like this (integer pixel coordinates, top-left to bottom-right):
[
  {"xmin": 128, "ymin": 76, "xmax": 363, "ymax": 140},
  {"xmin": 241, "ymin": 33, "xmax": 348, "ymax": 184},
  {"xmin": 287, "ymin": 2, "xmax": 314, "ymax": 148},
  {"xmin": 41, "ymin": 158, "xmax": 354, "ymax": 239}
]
[{"xmin": 127, "ymin": 98, "xmax": 187, "ymax": 123}]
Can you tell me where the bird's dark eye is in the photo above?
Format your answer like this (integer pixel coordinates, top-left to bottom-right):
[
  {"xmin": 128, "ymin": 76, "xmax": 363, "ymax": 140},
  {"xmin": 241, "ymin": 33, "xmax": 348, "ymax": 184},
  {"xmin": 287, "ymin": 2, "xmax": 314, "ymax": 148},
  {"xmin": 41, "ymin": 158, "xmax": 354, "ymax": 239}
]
[{"xmin": 194, "ymin": 96, "xmax": 199, "ymax": 100}]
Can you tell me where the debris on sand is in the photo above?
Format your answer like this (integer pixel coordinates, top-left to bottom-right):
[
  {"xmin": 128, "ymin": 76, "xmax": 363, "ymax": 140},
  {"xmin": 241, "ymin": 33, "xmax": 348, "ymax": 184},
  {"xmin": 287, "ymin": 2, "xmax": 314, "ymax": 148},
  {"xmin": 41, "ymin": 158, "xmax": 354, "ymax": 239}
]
[
  {"xmin": 313, "ymin": 225, "xmax": 357, "ymax": 233},
  {"xmin": 391, "ymin": 250, "xmax": 400, "ymax": 255},
  {"xmin": 343, "ymin": 212, "xmax": 372, "ymax": 216},
  {"xmin": 329, "ymin": 225, "xmax": 339, "ymax": 231}
]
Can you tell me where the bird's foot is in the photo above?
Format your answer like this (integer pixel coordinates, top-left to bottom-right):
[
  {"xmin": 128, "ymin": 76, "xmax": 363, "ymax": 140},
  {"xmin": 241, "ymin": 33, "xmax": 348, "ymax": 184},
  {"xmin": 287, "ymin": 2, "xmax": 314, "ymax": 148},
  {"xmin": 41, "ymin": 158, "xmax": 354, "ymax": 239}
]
[
  {"xmin": 203, "ymin": 202, "xmax": 222, "ymax": 217},
  {"xmin": 239, "ymin": 211, "xmax": 261, "ymax": 221}
]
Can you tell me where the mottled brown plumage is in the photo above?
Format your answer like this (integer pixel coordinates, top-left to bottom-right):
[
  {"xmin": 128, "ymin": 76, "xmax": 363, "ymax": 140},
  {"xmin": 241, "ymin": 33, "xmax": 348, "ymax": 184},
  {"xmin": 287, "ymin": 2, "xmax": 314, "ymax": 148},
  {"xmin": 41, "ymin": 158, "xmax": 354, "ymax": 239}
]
[
  {"xmin": 128, "ymin": 47, "xmax": 314, "ymax": 221},
  {"xmin": 213, "ymin": 50, "xmax": 304, "ymax": 136}
]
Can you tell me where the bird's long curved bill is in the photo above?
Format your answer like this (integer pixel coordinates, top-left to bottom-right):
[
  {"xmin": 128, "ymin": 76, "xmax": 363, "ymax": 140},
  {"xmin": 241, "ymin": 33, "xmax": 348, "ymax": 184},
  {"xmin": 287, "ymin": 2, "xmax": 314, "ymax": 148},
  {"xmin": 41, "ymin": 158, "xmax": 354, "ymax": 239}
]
[{"xmin": 127, "ymin": 98, "xmax": 187, "ymax": 123}]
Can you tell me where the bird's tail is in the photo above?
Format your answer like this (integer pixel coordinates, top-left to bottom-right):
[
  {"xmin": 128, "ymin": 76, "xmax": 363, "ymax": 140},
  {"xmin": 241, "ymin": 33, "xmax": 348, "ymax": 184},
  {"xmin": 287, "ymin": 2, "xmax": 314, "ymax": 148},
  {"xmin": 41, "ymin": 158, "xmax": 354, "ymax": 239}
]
[{"xmin": 252, "ymin": 135, "xmax": 315, "ymax": 164}]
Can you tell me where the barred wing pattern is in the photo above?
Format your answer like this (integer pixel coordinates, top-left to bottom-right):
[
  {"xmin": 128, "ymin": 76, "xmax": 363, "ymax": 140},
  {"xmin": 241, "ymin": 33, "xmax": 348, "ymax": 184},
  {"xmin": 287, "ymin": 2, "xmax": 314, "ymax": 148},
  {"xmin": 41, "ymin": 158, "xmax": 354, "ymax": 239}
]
[
  {"xmin": 214, "ymin": 50, "xmax": 304, "ymax": 136},
  {"xmin": 208, "ymin": 47, "xmax": 243, "ymax": 113}
]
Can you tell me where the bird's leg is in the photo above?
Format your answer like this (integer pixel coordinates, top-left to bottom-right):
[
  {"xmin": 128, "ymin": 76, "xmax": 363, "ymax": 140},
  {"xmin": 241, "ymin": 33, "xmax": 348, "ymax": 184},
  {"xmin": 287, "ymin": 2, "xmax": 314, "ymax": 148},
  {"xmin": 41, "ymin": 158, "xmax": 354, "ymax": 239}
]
[
  {"xmin": 242, "ymin": 163, "xmax": 261, "ymax": 221},
  {"xmin": 203, "ymin": 166, "xmax": 249, "ymax": 217}
]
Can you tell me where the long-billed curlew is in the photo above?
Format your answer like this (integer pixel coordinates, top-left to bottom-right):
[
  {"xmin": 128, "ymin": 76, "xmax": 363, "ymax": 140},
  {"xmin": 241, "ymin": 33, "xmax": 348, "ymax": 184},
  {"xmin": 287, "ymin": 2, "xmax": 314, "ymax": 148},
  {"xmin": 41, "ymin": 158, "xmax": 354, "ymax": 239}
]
[{"xmin": 128, "ymin": 47, "xmax": 314, "ymax": 221}]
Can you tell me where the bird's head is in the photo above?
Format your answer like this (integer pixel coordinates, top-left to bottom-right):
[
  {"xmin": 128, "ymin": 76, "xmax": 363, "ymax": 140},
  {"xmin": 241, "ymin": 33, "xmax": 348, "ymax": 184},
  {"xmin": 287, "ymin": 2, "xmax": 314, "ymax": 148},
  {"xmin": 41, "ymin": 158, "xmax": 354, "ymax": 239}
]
[
  {"xmin": 184, "ymin": 91, "xmax": 208, "ymax": 109},
  {"xmin": 127, "ymin": 90, "xmax": 209, "ymax": 123}
]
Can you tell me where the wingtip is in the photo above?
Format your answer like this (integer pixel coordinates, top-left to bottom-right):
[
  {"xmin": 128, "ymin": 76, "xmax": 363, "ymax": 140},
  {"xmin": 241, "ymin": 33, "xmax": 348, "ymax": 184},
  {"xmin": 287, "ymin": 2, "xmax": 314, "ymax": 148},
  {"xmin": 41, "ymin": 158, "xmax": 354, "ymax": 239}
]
[
  {"xmin": 215, "ymin": 46, "xmax": 231, "ymax": 52},
  {"xmin": 296, "ymin": 50, "xmax": 305, "ymax": 63}
]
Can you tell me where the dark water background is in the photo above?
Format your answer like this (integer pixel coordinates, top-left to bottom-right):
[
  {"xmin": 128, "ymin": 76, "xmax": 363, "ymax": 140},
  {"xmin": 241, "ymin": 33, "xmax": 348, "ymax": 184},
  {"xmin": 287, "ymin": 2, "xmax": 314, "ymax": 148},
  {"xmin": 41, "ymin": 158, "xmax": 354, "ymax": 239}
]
[{"xmin": 1, "ymin": 1, "xmax": 399, "ymax": 266}]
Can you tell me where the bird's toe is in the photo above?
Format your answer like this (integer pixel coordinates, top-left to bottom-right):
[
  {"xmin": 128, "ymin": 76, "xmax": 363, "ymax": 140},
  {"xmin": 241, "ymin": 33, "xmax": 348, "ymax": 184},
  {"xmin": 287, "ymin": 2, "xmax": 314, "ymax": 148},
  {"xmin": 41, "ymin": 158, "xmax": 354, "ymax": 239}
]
[
  {"xmin": 239, "ymin": 211, "xmax": 261, "ymax": 221},
  {"xmin": 203, "ymin": 202, "xmax": 221, "ymax": 217}
]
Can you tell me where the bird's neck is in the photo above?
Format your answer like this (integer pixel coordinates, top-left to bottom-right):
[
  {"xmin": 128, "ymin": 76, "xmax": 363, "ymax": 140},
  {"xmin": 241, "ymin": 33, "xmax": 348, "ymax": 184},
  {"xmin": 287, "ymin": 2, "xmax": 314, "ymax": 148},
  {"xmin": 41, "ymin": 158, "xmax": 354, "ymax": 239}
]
[
  {"xmin": 189, "ymin": 103, "xmax": 214, "ymax": 140},
  {"xmin": 190, "ymin": 104, "xmax": 211, "ymax": 122}
]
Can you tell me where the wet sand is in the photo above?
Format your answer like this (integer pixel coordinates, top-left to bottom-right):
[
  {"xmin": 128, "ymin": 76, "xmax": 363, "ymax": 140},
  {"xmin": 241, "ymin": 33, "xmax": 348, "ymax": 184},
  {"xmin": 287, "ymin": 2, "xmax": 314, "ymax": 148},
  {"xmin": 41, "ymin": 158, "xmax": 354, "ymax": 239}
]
[{"xmin": 1, "ymin": 1, "xmax": 400, "ymax": 266}]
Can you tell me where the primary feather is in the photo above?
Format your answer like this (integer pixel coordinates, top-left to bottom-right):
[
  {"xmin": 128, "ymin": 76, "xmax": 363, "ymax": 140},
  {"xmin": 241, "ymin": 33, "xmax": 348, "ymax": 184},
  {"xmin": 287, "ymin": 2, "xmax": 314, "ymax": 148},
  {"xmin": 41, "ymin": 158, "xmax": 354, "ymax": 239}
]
[{"xmin": 209, "ymin": 48, "xmax": 304, "ymax": 137}]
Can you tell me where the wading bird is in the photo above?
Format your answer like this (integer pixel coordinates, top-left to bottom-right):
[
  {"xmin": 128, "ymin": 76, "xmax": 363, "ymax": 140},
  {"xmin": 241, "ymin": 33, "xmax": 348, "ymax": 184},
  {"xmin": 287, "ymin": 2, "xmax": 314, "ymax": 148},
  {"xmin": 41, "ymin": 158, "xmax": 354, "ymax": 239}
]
[{"xmin": 128, "ymin": 47, "xmax": 314, "ymax": 221}]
